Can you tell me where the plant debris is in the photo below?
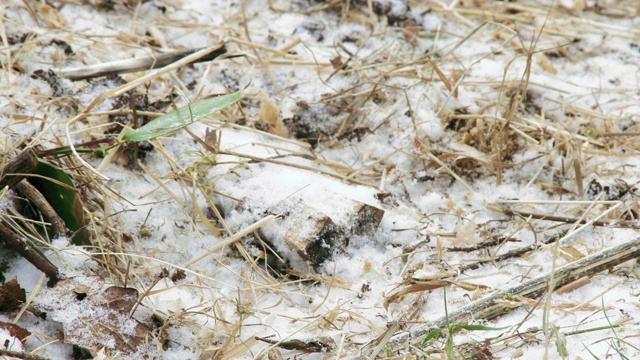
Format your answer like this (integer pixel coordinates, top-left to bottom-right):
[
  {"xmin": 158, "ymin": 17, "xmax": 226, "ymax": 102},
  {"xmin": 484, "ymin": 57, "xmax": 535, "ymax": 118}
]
[
  {"xmin": 2, "ymin": 0, "xmax": 640, "ymax": 359},
  {"xmin": 32, "ymin": 276, "xmax": 153, "ymax": 358}
]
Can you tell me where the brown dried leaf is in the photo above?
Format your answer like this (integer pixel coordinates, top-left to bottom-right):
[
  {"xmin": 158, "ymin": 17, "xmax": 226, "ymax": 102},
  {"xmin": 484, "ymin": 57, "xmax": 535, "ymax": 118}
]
[
  {"xmin": 453, "ymin": 215, "xmax": 479, "ymax": 246},
  {"xmin": 33, "ymin": 276, "xmax": 153, "ymax": 357},
  {"xmin": 34, "ymin": 2, "xmax": 67, "ymax": 27},
  {"xmin": 171, "ymin": 269, "xmax": 186, "ymax": 282},
  {"xmin": 89, "ymin": 286, "xmax": 139, "ymax": 311},
  {"xmin": 0, "ymin": 321, "xmax": 31, "ymax": 341},
  {"xmin": 536, "ymin": 53, "xmax": 557, "ymax": 75},
  {"xmin": 204, "ymin": 128, "xmax": 219, "ymax": 153},
  {"xmin": 561, "ymin": 246, "xmax": 586, "ymax": 261},
  {"xmin": 268, "ymin": 348, "xmax": 283, "ymax": 360},
  {"xmin": 259, "ymin": 96, "xmax": 289, "ymax": 137},
  {"xmin": 472, "ymin": 338, "xmax": 493, "ymax": 360},
  {"xmin": 259, "ymin": 97, "xmax": 279, "ymax": 126},
  {"xmin": 0, "ymin": 278, "xmax": 26, "ymax": 311}
]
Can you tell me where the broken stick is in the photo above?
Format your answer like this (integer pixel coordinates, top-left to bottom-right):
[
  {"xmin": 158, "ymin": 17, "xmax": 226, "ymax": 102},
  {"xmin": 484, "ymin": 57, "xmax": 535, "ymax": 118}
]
[
  {"xmin": 0, "ymin": 222, "xmax": 59, "ymax": 285},
  {"xmin": 59, "ymin": 45, "xmax": 232, "ymax": 80}
]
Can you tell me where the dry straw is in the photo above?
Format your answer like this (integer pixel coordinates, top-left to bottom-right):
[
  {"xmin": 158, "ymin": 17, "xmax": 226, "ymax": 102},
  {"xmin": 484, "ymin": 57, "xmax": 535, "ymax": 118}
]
[{"xmin": 3, "ymin": 0, "xmax": 640, "ymax": 359}]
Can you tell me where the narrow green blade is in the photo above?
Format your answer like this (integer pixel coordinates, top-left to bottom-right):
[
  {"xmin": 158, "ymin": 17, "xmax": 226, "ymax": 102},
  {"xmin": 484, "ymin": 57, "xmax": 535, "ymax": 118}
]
[
  {"xmin": 123, "ymin": 91, "xmax": 242, "ymax": 142},
  {"xmin": 420, "ymin": 329, "xmax": 442, "ymax": 347}
]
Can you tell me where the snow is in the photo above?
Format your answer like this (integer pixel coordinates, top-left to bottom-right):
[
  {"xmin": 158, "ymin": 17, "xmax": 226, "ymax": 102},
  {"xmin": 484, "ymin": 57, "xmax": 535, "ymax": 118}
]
[
  {"xmin": 0, "ymin": 328, "xmax": 25, "ymax": 352},
  {"xmin": 2, "ymin": 0, "xmax": 640, "ymax": 359}
]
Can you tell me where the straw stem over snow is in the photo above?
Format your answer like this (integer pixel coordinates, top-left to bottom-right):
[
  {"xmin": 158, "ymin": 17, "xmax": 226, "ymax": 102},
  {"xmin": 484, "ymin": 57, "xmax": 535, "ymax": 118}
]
[{"xmin": 2, "ymin": 0, "xmax": 640, "ymax": 359}]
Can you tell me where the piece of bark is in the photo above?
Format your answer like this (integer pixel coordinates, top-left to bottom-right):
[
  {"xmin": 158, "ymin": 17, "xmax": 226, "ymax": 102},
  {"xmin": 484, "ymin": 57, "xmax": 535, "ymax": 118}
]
[
  {"xmin": 352, "ymin": 202, "xmax": 385, "ymax": 233},
  {"xmin": 356, "ymin": 235, "xmax": 640, "ymax": 359},
  {"xmin": 262, "ymin": 199, "xmax": 384, "ymax": 269},
  {"xmin": 0, "ymin": 149, "xmax": 39, "ymax": 190},
  {"xmin": 0, "ymin": 221, "xmax": 59, "ymax": 285},
  {"xmin": 280, "ymin": 203, "xmax": 341, "ymax": 268},
  {"xmin": 59, "ymin": 45, "xmax": 231, "ymax": 80}
]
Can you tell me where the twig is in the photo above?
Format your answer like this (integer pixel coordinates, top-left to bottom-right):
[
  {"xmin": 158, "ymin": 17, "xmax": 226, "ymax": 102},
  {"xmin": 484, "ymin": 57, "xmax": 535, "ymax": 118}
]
[
  {"xmin": 254, "ymin": 336, "xmax": 331, "ymax": 353},
  {"xmin": 0, "ymin": 349, "xmax": 52, "ymax": 360},
  {"xmin": 186, "ymin": 129, "xmax": 378, "ymax": 188},
  {"xmin": 15, "ymin": 181, "xmax": 67, "ymax": 240},
  {"xmin": 35, "ymin": 137, "xmax": 118, "ymax": 157},
  {"xmin": 355, "ymin": 235, "xmax": 640, "ymax": 358},
  {"xmin": 0, "ymin": 221, "xmax": 59, "ymax": 285},
  {"xmin": 445, "ymin": 236, "xmax": 516, "ymax": 252},
  {"xmin": 183, "ymin": 214, "xmax": 277, "ymax": 267},
  {"xmin": 410, "ymin": 231, "xmax": 567, "ymax": 282},
  {"xmin": 59, "ymin": 46, "xmax": 232, "ymax": 80},
  {"xmin": 488, "ymin": 204, "xmax": 639, "ymax": 228}
]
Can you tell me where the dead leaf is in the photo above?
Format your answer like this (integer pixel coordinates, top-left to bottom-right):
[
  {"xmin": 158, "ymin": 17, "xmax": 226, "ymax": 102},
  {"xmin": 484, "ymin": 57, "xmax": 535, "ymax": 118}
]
[
  {"xmin": 259, "ymin": 96, "xmax": 289, "ymax": 137},
  {"xmin": 561, "ymin": 246, "xmax": 586, "ymax": 261},
  {"xmin": 472, "ymin": 338, "xmax": 493, "ymax": 360},
  {"xmin": 0, "ymin": 278, "xmax": 26, "ymax": 311},
  {"xmin": 259, "ymin": 96, "xmax": 279, "ymax": 126},
  {"xmin": 32, "ymin": 276, "xmax": 153, "ymax": 357},
  {"xmin": 268, "ymin": 348, "xmax": 283, "ymax": 360},
  {"xmin": 204, "ymin": 128, "xmax": 219, "ymax": 153},
  {"xmin": 171, "ymin": 269, "xmax": 186, "ymax": 282},
  {"xmin": 385, "ymin": 280, "xmax": 488, "ymax": 308},
  {"xmin": 0, "ymin": 321, "xmax": 31, "ymax": 341},
  {"xmin": 34, "ymin": 2, "xmax": 67, "ymax": 27},
  {"xmin": 453, "ymin": 215, "xmax": 479, "ymax": 246}
]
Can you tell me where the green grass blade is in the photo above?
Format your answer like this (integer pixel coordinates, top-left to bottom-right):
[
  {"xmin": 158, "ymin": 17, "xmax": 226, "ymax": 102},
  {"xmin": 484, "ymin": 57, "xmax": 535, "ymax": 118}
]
[
  {"xmin": 420, "ymin": 329, "xmax": 442, "ymax": 347},
  {"xmin": 123, "ymin": 91, "xmax": 242, "ymax": 142}
]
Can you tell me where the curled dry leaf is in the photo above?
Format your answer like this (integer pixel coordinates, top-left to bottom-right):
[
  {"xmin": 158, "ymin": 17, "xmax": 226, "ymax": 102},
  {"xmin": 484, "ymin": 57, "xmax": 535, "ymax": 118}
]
[
  {"xmin": 259, "ymin": 96, "xmax": 289, "ymax": 137},
  {"xmin": 32, "ymin": 276, "xmax": 153, "ymax": 358},
  {"xmin": 453, "ymin": 214, "xmax": 479, "ymax": 247},
  {"xmin": 0, "ymin": 321, "xmax": 31, "ymax": 342},
  {"xmin": 0, "ymin": 278, "xmax": 26, "ymax": 311}
]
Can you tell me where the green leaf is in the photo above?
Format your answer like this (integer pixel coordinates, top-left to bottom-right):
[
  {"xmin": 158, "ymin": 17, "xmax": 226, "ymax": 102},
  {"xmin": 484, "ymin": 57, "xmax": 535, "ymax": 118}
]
[
  {"xmin": 30, "ymin": 161, "xmax": 89, "ymax": 245},
  {"xmin": 420, "ymin": 329, "xmax": 442, "ymax": 347},
  {"xmin": 123, "ymin": 91, "xmax": 243, "ymax": 142}
]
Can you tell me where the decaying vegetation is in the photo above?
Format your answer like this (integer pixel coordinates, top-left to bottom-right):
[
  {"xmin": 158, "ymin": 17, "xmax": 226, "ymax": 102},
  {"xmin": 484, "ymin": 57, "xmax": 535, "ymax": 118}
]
[{"xmin": 1, "ymin": 0, "xmax": 640, "ymax": 359}]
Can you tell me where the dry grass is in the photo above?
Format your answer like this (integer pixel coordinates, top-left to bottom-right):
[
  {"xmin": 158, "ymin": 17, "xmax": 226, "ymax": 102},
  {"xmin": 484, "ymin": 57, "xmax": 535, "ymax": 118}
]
[{"xmin": 2, "ymin": 0, "xmax": 640, "ymax": 359}]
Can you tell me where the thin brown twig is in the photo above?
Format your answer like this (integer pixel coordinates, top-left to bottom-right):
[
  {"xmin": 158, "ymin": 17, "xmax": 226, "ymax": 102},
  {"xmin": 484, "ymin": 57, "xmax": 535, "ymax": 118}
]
[
  {"xmin": 488, "ymin": 204, "xmax": 639, "ymax": 228},
  {"xmin": 0, "ymin": 221, "xmax": 59, "ymax": 285},
  {"xmin": 15, "ymin": 181, "xmax": 67, "ymax": 240},
  {"xmin": 59, "ymin": 46, "xmax": 233, "ymax": 80}
]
